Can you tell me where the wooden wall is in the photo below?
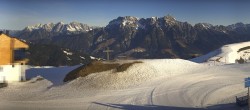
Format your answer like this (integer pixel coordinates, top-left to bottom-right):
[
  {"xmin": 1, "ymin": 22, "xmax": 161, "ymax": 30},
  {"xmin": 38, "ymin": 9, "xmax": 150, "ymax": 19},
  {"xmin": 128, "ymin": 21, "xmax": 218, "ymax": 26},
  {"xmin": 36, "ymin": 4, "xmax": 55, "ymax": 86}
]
[{"xmin": 0, "ymin": 34, "xmax": 29, "ymax": 65}]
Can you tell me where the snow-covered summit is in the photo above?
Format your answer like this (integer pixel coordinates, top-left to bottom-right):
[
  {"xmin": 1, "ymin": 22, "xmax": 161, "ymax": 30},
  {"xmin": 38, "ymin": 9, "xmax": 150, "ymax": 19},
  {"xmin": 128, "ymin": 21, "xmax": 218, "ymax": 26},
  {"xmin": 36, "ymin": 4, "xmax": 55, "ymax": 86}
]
[
  {"xmin": 151, "ymin": 16, "xmax": 158, "ymax": 21},
  {"xmin": 108, "ymin": 16, "xmax": 139, "ymax": 27},
  {"xmin": 194, "ymin": 23, "xmax": 213, "ymax": 30},
  {"xmin": 107, "ymin": 15, "xmax": 179, "ymax": 29},
  {"xmin": 26, "ymin": 23, "xmax": 43, "ymax": 31},
  {"xmin": 24, "ymin": 22, "xmax": 94, "ymax": 33},
  {"xmin": 163, "ymin": 15, "xmax": 177, "ymax": 24},
  {"xmin": 67, "ymin": 22, "xmax": 92, "ymax": 32}
]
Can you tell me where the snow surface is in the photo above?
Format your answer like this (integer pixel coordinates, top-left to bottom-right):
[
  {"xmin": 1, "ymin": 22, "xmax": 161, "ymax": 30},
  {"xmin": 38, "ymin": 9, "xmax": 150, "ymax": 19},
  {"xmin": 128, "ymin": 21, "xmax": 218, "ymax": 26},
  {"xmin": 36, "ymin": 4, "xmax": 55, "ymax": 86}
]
[
  {"xmin": 0, "ymin": 58, "xmax": 249, "ymax": 110},
  {"xmin": 191, "ymin": 41, "xmax": 250, "ymax": 64},
  {"xmin": 1, "ymin": 42, "xmax": 250, "ymax": 109},
  {"xmin": 200, "ymin": 23, "xmax": 213, "ymax": 29},
  {"xmin": 63, "ymin": 50, "xmax": 73, "ymax": 55},
  {"xmin": 80, "ymin": 56, "xmax": 85, "ymax": 59}
]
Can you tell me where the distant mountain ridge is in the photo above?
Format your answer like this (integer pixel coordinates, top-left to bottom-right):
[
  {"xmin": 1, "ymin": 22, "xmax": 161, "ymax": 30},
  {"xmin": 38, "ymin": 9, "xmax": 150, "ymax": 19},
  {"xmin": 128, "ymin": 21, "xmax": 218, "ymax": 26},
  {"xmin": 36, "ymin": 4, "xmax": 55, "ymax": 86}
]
[
  {"xmin": 5, "ymin": 15, "xmax": 250, "ymax": 60},
  {"xmin": 24, "ymin": 22, "xmax": 97, "ymax": 33}
]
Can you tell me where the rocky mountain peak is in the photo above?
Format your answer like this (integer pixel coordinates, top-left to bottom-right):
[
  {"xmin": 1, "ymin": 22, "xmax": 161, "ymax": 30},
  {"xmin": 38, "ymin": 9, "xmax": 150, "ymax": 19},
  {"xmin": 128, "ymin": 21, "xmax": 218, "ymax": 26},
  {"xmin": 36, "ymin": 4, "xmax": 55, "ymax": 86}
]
[
  {"xmin": 194, "ymin": 23, "xmax": 213, "ymax": 29},
  {"xmin": 163, "ymin": 15, "xmax": 176, "ymax": 22},
  {"xmin": 151, "ymin": 17, "xmax": 158, "ymax": 21},
  {"xmin": 108, "ymin": 16, "xmax": 139, "ymax": 27},
  {"xmin": 227, "ymin": 22, "xmax": 246, "ymax": 30},
  {"xmin": 58, "ymin": 22, "xmax": 65, "ymax": 25},
  {"xmin": 163, "ymin": 15, "xmax": 177, "ymax": 24},
  {"xmin": 25, "ymin": 23, "xmax": 43, "ymax": 31},
  {"xmin": 164, "ymin": 15, "xmax": 176, "ymax": 20}
]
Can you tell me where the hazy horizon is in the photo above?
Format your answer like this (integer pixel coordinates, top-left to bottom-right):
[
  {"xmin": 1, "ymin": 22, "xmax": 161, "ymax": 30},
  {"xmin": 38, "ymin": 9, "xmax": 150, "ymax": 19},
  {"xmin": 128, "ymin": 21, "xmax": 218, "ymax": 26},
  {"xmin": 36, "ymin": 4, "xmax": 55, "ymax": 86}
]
[{"xmin": 1, "ymin": 0, "xmax": 250, "ymax": 30}]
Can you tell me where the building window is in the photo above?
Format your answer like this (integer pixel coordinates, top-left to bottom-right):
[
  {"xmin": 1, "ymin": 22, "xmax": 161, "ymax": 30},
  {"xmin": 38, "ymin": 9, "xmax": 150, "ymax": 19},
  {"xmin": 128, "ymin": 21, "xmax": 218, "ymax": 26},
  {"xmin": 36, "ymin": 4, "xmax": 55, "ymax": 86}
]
[{"xmin": 14, "ymin": 48, "xmax": 27, "ymax": 61}]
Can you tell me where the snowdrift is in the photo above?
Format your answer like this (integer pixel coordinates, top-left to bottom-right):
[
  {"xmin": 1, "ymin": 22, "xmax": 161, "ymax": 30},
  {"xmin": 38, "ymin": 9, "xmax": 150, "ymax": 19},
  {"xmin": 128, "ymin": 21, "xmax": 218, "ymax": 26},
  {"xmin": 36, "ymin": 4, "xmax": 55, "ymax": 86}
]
[{"xmin": 64, "ymin": 59, "xmax": 200, "ymax": 89}]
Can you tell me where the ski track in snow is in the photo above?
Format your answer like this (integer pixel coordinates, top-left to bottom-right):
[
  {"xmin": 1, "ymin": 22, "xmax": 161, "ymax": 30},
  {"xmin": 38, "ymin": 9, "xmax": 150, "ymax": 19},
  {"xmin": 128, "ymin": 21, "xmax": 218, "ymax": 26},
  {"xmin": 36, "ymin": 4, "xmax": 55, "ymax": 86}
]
[{"xmin": 84, "ymin": 64, "xmax": 248, "ymax": 110}]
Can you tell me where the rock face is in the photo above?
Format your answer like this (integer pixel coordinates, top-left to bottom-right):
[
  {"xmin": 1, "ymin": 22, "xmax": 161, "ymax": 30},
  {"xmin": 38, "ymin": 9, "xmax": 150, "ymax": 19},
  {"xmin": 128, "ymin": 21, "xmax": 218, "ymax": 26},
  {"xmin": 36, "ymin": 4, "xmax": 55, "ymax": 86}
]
[{"xmin": 14, "ymin": 15, "xmax": 250, "ymax": 60}]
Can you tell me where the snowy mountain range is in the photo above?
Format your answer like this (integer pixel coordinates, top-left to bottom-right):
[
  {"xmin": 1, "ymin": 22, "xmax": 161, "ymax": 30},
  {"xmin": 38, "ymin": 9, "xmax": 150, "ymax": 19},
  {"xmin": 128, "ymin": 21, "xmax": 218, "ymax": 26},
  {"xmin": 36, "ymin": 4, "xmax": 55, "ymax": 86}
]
[
  {"xmin": 4, "ymin": 15, "xmax": 250, "ymax": 61},
  {"xmin": 24, "ymin": 22, "xmax": 95, "ymax": 33}
]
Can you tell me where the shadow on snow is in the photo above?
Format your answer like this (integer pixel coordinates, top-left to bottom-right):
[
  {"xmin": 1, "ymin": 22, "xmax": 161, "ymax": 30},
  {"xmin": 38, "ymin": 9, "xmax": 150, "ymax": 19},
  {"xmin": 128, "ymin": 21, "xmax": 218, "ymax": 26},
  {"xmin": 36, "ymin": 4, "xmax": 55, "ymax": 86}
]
[{"xmin": 92, "ymin": 102, "xmax": 247, "ymax": 110}]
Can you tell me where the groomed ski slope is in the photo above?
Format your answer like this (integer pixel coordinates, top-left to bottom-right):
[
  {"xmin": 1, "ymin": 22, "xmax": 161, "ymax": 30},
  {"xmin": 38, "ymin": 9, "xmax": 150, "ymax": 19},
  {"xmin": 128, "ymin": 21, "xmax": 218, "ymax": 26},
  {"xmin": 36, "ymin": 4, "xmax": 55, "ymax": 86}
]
[{"xmin": 0, "ymin": 58, "xmax": 249, "ymax": 110}]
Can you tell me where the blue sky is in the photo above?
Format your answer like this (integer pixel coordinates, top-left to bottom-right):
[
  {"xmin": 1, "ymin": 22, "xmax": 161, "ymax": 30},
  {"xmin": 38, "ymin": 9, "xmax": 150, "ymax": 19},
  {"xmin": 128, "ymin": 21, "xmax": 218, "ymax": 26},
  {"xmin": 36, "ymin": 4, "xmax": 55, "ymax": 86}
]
[{"xmin": 0, "ymin": 0, "xmax": 250, "ymax": 30}]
